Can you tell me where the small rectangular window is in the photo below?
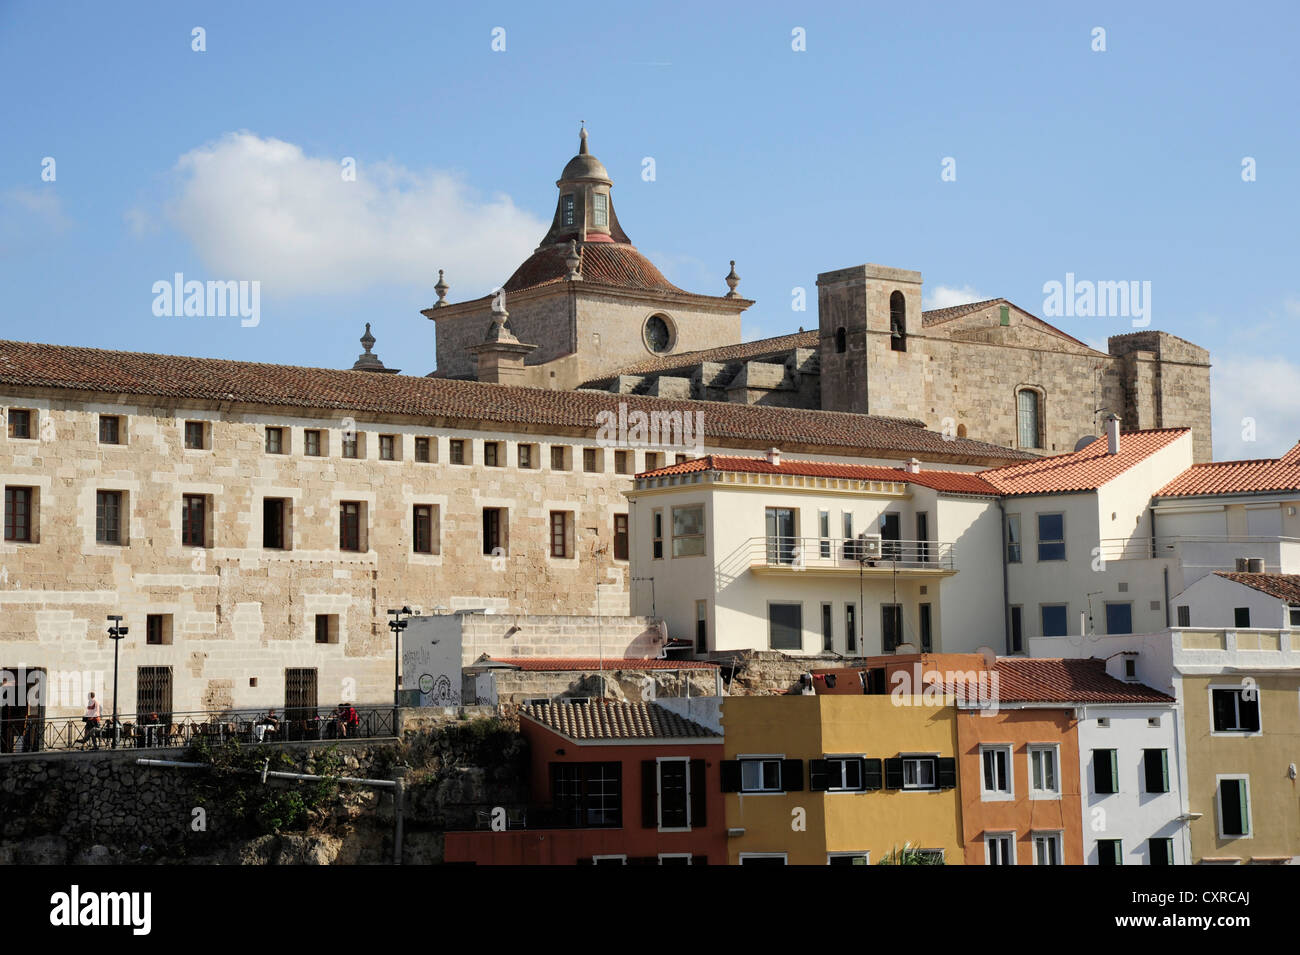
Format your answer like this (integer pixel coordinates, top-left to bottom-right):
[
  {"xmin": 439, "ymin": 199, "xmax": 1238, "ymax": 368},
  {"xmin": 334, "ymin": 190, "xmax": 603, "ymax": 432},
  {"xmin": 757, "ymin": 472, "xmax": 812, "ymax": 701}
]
[
  {"xmin": 98, "ymin": 415, "xmax": 123, "ymax": 445},
  {"xmin": 484, "ymin": 442, "xmax": 502, "ymax": 467},
  {"xmin": 1006, "ymin": 513, "xmax": 1022, "ymax": 563},
  {"xmin": 818, "ymin": 510, "xmax": 831, "ymax": 559},
  {"xmin": 1233, "ymin": 607, "xmax": 1250, "ymax": 628},
  {"xmin": 265, "ymin": 427, "xmax": 285, "ymax": 454},
  {"xmin": 549, "ymin": 511, "xmax": 571, "ymax": 559},
  {"xmin": 263, "ymin": 498, "xmax": 289, "ymax": 550},
  {"xmin": 342, "ymin": 432, "xmax": 360, "ymax": 459},
  {"xmin": 671, "ymin": 505, "xmax": 705, "ymax": 557},
  {"xmin": 339, "ymin": 501, "xmax": 364, "ymax": 552},
  {"xmin": 4, "ymin": 486, "xmax": 35, "ymax": 543},
  {"xmin": 1105, "ymin": 602, "xmax": 1133, "ymax": 635},
  {"xmin": 314, "ymin": 614, "xmax": 338, "ymax": 645},
  {"xmin": 182, "ymin": 494, "xmax": 208, "ymax": 548},
  {"xmin": 1211, "ymin": 687, "xmax": 1261, "ymax": 733},
  {"xmin": 96, "ymin": 490, "xmax": 125, "ymax": 544},
  {"xmin": 1041, "ymin": 604, "xmax": 1068, "ymax": 637},
  {"xmin": 414, "ymin": 437, "xmax": 431, "ymax": 463},
  {"xmin": 652, "ymin": 510, "xmax": 663, "ymax": 559},
  {"xmin": 449, "ymin": 439, "xmax": 465, "ymax": 465},
  {"xmin": 1030, "ymin": 745, "xmax": 1059, "ymax": 796},
  {"xmin": 981, "ymin": 746, "xmax": 1012, "ymax": 798},
  {"xmin": 1143, "ymin": 749, "xmax": 1169, "ymax": 794},
  {"xmin": 1093, "ymin": 749, "xmax": 1119, "ymax": 795},
  {"xmin": 1037, "ymin": 513, "xmax": 1065, "ymax": 561},
  {"xmin": 561, "ymin": 194, "xmax": 575, "ymax": 226},
  {"xmin": 613, "ymin": 514, "xmax": 629, "ymax": 561},
  {"xmin": 1218, "ymin": 777, "xmax": 1250, "ymax": 837},
  {"xmin": 304, "ymin": 429, "xmax": 323, "ymax": 457},
  {"xmin": 551, "ymin": 445, "xmax": 569, "ymax": 471},
  {"xmin": 7, "ymin": 409, "xmax": 33, "ymax": 439},
  {"xmin": 146, "ymin": 613, "xmax": 173, "ymax": 646},
  {"xmin": 695, "ymin": 600, "xmax": 708, "ymax": 653},
  {"xmin": 1289, "ymin": 605, "xmax": 1300, "ymax": 628},
  {"xmin": 482, "ymin": 507, "xmax": 507, "ymax": 556},
  {"xmin": 902, "ymin": 757, "xmax": 937, "ymax": 790},
  {"xmin": 1010, "ymin": 606, "xmax": 1024, "ymax": 652},
  {"xmin": 739, "ymin": 758, "xmax": 783, "ymax": 793},
  {"xmin": 985, "ymin": 834, "xmax": 1015, "ymax": 866},
  {"xmin": 1097, "ymin": 839, "xmax": 1123, "ymax": 865},
  {"xmin": 517, "ymin": 444, "xmax": 534, "ymax": 469},
  {"xmin": 379, "ymin": 434, "xmax": 397, "ymax": 461},
  {"xmin": 845, "ymin": 603, "xmax": 857, "ymax": 654},
  {"xmin": 821, "ymin": 603, "xmax": 833, "ymax": 653},
  {"xmin": 1032, "ymin": 832, "xmax": 1061, "ymax": 866},
  {"xmin": 1148, "ymin": 838, "xmax": 1174, "ymax": 866},
  {"xmin": 768, "ymin": 603, "xmax": 802, "ymax": 651},
  {"xmin": 614, "ymin": 450, "xmax": 631, "ymax": 474},
  {"xmin": 413, "ymin": 504, "xmax": 438, "ymax": 555},
  {"xmin": 184, "ymin": 420, "xmax": 206, "ymax": 450},
  {"xmin": 1176, "ymin": 605, "xmax": 1191, "ymax": 627},
  {"xmin": 592, "ymin": 192, "xmax": 608, "ymax": 227},
  {"xmin": 644, "ymin": 452, "xmax": 663, "ymax": 471},
  {"xmin": 583, "ymin": 447, "xmax": 599, "ymax": 472}
]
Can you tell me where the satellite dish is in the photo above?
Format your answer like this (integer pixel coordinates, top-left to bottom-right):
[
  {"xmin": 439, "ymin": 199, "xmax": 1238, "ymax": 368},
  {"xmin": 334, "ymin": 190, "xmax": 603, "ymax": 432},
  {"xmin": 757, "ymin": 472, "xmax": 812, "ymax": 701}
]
[{"xmin": 1074, "ymin": 435, "xmax": 1099, "ymax": 452}]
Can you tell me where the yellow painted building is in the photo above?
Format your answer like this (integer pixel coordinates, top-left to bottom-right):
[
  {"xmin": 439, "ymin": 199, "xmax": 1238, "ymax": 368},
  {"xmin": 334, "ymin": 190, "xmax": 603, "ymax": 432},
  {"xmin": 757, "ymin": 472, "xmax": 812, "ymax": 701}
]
[
  {"xmin": 720, "ymin": 695, "xmax": 964, "ymax": 865},
  {"xmin": 1182, "ymin": 672, "xmax": 1300, "ymax": 864}
]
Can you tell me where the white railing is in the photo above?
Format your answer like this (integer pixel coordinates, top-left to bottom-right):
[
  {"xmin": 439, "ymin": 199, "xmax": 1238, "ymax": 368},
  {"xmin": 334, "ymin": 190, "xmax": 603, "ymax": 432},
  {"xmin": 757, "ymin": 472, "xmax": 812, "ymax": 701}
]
[{"xmin": 746, "ymin": 537, "xmax": 956, "ymax": 571}]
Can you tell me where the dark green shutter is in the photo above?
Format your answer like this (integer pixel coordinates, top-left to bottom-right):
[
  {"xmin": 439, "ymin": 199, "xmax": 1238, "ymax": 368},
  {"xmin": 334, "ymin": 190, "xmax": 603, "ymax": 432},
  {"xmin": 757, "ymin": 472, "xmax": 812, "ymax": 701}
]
[
  {"xmin": 720, "ymin": 760, "xmax": 742, "ymax": 792},
  {"xmin": 937, "ymin": 757, "xmax": 957, "ymax": 789},
  {"xmin": 642, "ymin": 761, "xmax": 657, "ymax": 828},
  {"xmin": 781, "ymin": 758, "xmax": 804, "ymax": 792},
  {"xmin": 808, "ymin": 758, "xmax": 829, "ymax": 792},
  {"xmin": 690, "ymin": 759, "xmax": 706, "ymax": 827},
  {"xmin": 863, "ymin": 758, "xmax": 883, "ymax": 791},
  {"xmin": 884, "ymin": 757, "xmax": 904, "ymax": 790},
  {"xmin": 1110, "ymin": 751, "xmax": 1119, "ymax": 793}
]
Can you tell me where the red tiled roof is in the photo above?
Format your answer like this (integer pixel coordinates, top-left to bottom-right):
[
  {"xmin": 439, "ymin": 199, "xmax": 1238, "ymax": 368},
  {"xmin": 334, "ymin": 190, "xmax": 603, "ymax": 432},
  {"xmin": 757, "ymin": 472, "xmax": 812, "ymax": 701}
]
[
  {"xmin": 980, "ymin": 429, "xmax": 1189, "ymax": 495},
  {"xmin": 1212, "ymin": 572, "xmax": 1300, "ymax": 603},
  {"xmin": 991, "ymin": 658, "xmax": 1173, "ymax": 704},
  {"xmin": 501, "ymin": 242, "xmax": 691, "ymax": 296},
  {"xmin": 0, "ymin": 340, "xmax": 1030, "ymax": 464},
  {"xmin": 521, "ymin": 700, "xmax": 720, "ymax": 740},
  {"xmin": 491, "ymin": 657, "xmax": 718, "ymax": 671},
  {"xmin": 637, "ymin": 454, "xmax": 1001, "ymax": 494},
  {"xmin": 1155, "ymin": 442, "xmax": 1300, "ymax": 497}
]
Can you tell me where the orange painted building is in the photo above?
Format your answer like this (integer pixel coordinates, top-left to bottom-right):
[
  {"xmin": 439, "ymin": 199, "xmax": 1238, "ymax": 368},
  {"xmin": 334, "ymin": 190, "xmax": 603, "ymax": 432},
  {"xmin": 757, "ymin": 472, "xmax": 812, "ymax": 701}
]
[{"xmin": 444, "ymin": 700, "xmax": 726, "ymax": 865}]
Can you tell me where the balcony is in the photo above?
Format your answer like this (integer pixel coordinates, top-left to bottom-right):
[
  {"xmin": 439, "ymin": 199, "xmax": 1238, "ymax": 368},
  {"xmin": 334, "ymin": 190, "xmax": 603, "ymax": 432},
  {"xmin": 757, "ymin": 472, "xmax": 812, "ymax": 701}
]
[{"xmin": 746, "ymin": 536, "xmax": 956, "ymax": 577}]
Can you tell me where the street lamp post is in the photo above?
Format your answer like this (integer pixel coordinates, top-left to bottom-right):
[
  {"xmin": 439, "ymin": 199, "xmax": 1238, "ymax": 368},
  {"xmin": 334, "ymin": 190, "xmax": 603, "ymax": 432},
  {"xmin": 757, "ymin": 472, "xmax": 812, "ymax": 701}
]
[
  {"xmin": 387, "ymin": 607, "xmax": 412, "ymax": 707},
  {"xmin": 106, "ymin": 615, "xmax": 129, "ymax": 749}
]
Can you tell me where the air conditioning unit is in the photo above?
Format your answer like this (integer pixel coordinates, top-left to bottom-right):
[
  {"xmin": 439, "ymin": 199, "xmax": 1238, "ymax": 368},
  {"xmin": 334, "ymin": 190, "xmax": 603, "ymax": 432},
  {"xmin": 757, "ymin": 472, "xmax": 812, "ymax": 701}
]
[{"xmin": 845, "ymin": 533, "xmax": 882, "ymax": 561}]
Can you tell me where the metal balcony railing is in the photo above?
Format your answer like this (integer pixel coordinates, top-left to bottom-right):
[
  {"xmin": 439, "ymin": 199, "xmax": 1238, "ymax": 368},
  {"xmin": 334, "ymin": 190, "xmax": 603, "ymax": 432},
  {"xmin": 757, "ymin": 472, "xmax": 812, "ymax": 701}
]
[
  {"xmin": 0, "ymin": 705, "xmax": 398, "ymax": 755},
  {"xmin": 747, "ymin": 536, "xmax": 956, "ymax": 571}
]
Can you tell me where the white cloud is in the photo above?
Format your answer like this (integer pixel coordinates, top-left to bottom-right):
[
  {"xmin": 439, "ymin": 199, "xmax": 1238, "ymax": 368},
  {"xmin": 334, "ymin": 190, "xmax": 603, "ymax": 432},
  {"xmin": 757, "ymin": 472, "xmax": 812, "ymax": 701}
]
[
  {"xmin": 923, "ymin": 284, "xmax": 984, "ymax": 310},
  {"xmin": 0, "ymin": 187, "xmax": 72, "ymax": 253},
  {"xmin": 1212, "ymin": 354, "xmax": 1300, "ymax": 459},
  {"xmin": 162, "ymin": 132, "xmax": 546, "ymax": 296}
]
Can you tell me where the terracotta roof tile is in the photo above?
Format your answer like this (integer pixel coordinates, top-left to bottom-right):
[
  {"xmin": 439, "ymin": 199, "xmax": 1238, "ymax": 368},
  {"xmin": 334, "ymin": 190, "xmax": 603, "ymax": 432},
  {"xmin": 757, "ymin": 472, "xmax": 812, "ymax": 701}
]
[
  {"xmin": 1156, "ymin": 443, "xmax": 1300, "ymax": 497},
  {"xmin": 502, "ymin": 242, "xmax": 690, "ymax": 295},
  {"xmin": 0, "ymin": 340, "xmax": 1030, "ymax": 464},
  {"xmin": 980, "ymin": 429, "xmax": 1189, "ymax": 495},
  {"xmin": 491, "ymin": 657, "xmax": 718, "ymax": 671},
  {"xmin": 637, "ymin": 454, "xmax": 1001, "ymax": 494},
  {"xmin": 991, "ymin": 658, "xmax": 1173, "ymax": 704},
  {"xmin": 1212, "ymin": 572, "xmax": 1300, "ymax": 603},
  {"xmin": 521, "ymin": 700, "xmax": 720, "ymax": 740}
]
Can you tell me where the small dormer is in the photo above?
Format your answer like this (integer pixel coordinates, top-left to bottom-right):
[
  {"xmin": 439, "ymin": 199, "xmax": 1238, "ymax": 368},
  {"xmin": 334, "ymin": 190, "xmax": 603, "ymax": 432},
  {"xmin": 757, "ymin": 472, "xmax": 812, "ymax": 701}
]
[{"xmin": 1105, "ymin": 650, "xmax": 1141, "ymax": 683}]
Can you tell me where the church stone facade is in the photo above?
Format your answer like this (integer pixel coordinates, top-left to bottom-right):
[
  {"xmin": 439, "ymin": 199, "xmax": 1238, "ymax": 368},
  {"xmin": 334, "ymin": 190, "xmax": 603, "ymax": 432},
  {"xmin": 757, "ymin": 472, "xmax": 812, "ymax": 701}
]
[{"xmin": 428, "ymin": 132, "xmax": 1212, "ymax": 462}]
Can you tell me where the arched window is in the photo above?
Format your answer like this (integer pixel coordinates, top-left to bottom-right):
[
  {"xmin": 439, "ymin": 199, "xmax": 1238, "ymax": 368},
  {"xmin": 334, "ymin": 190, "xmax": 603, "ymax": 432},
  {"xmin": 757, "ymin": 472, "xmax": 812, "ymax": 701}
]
[
  {"xmin": 957, "ymin": 424, "xmax": 968, "ymax": 439},
  {"xmin": 889, "ymin": 291, "xmax": 907, "ymax": 352},
  {"xmin": 835, "ymin": 327, "xmax": 847, "ymax": 354},
  {"xmin": 1016, "ymin": 389, "xmax": 1042, "ymax": 449}
]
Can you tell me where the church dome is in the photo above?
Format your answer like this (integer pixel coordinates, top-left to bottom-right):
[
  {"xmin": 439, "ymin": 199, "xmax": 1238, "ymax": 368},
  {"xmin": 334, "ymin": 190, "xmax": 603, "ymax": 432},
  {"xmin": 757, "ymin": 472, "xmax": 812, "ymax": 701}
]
[
  {"xmin": 502, "ymin": 241, "xmax": 686, "ymax": 295},
  {"xmin": 559, "ymin": 127, "xmax": 611, "ymax": 184}
]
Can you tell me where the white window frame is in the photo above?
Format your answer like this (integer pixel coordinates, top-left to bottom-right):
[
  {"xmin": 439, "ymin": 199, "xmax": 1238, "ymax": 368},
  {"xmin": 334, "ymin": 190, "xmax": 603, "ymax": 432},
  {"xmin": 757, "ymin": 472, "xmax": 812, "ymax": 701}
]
[
  {"xmin": 656, "ymin": 756, "xmax": 692, "ymax": 833},
  {"xmin": 1208, "ymin": 684, "xmax": 1263, "ymax": 737},
  {"xmin": 591, "ymin": 854, "xmax": 627, "ymax": 865},
  {"xmin": 737, "ymin": 754, "xmax": 785, "ymax": 795},
  {"xmin": 979, "ymin": 744, "xmax": 1014, "ymax": 801},
  {"xmin": 1215, "ymin": 774, "xmax": 1253, "ymax": 841},
  {"xmin": 657, "ymin": 853, "xmax": 693, "ymax": 865},
  {"xmin": 826, "ymin": 852, "xmax": 870, "ymax": 865},
  {"xmin": 984, "ymin": 832, "xmax": 1016, "ymax": 865},
  {"xmin": 901, "ymin": 754, "xmax": 938, "ymax": 791},
  {"xmin": 824, "ymin": 754, "xmax": 867, "ymax": 793},
  {"xmin": 738, "ymin": 853, "xmax": 788, "ymax": 865},
  {"xmin": 1028, "ymin": 743, "xmax": 1061, "ymax": 799},
  {"xmin": 1032, "ymin": 830, "xmax": 1063, "ymax": 865}
]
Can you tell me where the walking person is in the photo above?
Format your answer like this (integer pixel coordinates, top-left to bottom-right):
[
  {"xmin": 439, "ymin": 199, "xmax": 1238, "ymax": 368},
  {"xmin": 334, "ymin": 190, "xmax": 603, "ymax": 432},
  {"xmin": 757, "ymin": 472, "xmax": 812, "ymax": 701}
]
[{"xmin": 80, "ymin": 692, "xmax": 102, "ymax": 750}]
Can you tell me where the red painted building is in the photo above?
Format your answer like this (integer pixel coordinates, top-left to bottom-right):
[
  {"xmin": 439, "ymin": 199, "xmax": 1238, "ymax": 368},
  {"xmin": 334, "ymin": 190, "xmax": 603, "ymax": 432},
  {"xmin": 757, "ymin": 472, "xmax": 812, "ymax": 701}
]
[{"xmin": 444, "ymin": 700, "xmax": 726, "ymax": 865}]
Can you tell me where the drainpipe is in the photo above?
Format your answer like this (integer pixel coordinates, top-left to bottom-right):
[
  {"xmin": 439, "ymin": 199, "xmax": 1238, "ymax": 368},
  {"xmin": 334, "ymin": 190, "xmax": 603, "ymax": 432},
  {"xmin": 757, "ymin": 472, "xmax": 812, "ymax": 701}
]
[
  {"xmin": 997, "ymin": 498, "xmax": 1012, "ymax": 654},
  {"xmin": 1153, "ymin": 508, "xmax": 1171, "ymax": 628}
]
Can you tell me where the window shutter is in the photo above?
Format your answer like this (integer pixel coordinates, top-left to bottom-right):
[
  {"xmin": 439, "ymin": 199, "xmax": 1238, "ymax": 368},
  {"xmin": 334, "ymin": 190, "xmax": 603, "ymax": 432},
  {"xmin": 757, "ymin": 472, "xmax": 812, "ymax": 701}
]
[
  {"xmin": 808, "ymin": 758, "xmax": 829, "ymax": 792},
  {"xmin": 936, "ymin": 757, "xmax": 957, "ymax": 789},
  {"xmin": 1110, "ymin": 751, "xmax": 1119, "ymax": 794},
  {"xmin": 863, "ymin": 758, "xmax": 883, "ymax": 791},
  {"xmin": 1237, "ymin": 781, "xmax": 1249, "ymax": 836},
  {"xmin": 1211, "ymin": 690, "xmax": 1232, "ymax": 731},
  {"xmin": 781, "ymin": 758, "xmax": 804, "ymax": 792},
  {"xmin": 642, "ymin": 761, "xmax": 658, "ymax": 829},
  {"xmin": 690, "ymin": 759, "xmax": 707, "ymax": 827},
  {"xmin": 884, "ymin": 758, "xmax": 904, "ymax": 790},
  {"xmin": 720, "ymin": 760, "xmax": 742, "ymax": 792},
  {"xmin": 1160, "ymin": 750, "xmax": 1169, "ymax": 793}
]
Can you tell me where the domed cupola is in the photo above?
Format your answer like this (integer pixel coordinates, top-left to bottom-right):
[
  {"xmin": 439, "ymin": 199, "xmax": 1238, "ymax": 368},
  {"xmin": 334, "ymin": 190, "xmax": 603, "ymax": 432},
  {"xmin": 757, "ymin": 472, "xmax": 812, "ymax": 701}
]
[{"xmin": 539, "ymin": 126, "xmax": 631, "ymax": 247}]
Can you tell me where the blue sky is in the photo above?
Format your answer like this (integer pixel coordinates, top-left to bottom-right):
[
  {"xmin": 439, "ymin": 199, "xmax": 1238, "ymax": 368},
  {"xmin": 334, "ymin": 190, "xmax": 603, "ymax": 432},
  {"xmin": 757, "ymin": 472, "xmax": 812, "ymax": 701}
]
[{"xmin": 2, "ymin": 0, "xmax": 1298, "ymax": 458}]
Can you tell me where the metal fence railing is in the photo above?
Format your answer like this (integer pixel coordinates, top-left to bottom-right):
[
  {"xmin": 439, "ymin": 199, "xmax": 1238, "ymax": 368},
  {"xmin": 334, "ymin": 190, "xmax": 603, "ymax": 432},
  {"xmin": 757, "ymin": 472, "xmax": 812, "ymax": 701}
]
[
  {"xmin": 0, "ymin": 705, "xmax": 398, "ymax": 755},
  {"xmin": 747, "ymin": 536, "xmax": 956, "ymax": 571}
]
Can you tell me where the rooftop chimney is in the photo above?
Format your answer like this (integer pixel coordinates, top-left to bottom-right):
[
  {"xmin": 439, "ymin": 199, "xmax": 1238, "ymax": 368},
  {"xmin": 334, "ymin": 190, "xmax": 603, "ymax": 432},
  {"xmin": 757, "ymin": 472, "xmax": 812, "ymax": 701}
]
[
  {"xmin": 1105, "ymin": 413, "xmax": 1121, "ymax": 455},
  {"xmin": 766, "ymin": 447, "xmax": 781, "ymax": 466},
  {"xmin": 906, "ymin": 457, "xmax": 921, "ymax": 474}
]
